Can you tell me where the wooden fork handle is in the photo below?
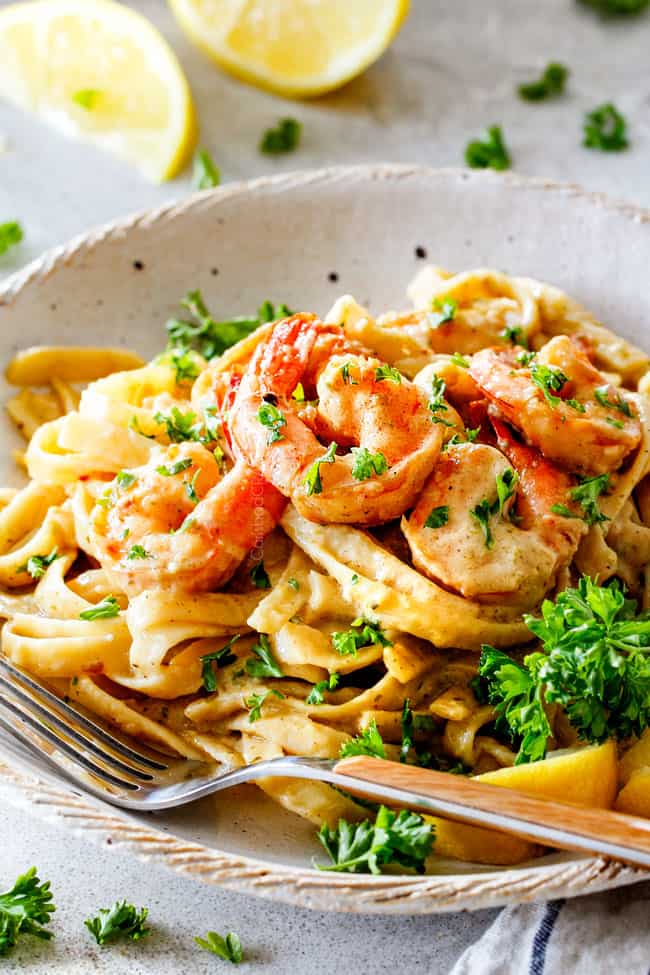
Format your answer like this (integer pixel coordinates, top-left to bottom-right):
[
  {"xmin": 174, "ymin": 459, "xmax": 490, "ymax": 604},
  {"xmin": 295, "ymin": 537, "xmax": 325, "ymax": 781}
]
[{"xmin": 335, "ymin": 756, "xmax": 650, "ymax": 870}]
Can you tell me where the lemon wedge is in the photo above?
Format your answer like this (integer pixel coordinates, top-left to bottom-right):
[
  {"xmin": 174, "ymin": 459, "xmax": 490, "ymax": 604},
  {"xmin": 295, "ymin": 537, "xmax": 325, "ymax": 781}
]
[
  {"xmin": 168, "ymin": 0, "xmax": 410, "ymax": 98},
  {"xmin": 0, "ymin": 0, "xmax": 197, "ymax": 181},
  {"xmin": 427, "ymin": 742, "xmax": 618, "ymax": 865}
]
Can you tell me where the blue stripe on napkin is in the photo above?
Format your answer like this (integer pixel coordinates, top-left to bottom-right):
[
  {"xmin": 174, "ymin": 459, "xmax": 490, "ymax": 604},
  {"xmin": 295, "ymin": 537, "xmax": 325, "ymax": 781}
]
[{"xmin": 529, "ymin": 899, "xmax": 565, "ymax": 975}]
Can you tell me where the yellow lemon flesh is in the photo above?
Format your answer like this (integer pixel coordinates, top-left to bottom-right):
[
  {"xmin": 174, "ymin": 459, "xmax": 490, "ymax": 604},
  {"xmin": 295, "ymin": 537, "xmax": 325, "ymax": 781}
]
[
  {"xmin": 427, "ymin": 742, "xmax": 618, "ymax": 866},
  {"xmin": 168, "ymin": 0, "xmax": 410, "ymax": 98},
  {"xmin": 615, "ymin": 769, "xmax": 650, "ymax": 819},
  {"xmin": 0, "ymin": 0, "xmax": 197, "ymax": 181}
]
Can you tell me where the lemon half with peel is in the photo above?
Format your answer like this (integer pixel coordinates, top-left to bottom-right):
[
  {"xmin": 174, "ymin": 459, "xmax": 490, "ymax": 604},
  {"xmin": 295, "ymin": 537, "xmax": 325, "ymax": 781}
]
[
  {"xmin": 0, "ymin": 0, "xmax": 197, "ymax": 181},
  {"xmin": 168, "ymin": 0, "xmax": 410, "ymax": 98}
]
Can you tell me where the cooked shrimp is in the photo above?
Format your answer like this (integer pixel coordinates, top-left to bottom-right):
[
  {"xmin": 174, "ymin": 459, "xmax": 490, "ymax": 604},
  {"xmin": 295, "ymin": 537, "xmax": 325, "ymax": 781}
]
[
  {"xmin": 89, "ymin": 441, "xmax": 286, "ymax": 595},
  {"xmin": 229, "ymin": 314, "xmax": 443, "ymax": 525},
  {"xmin": 402, "ymin": 423, "xmax": 587, "ymax": 606},
  {"xmin": 470, "ymin": 335, "xmax": 642, "ymax": 475}
]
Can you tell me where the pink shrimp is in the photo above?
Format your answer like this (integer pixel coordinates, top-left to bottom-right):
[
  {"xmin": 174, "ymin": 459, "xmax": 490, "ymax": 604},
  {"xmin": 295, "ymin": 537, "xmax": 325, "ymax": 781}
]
[{"xmin": 229, "ymin": 314, "xmax": 443, "ymax": 525}]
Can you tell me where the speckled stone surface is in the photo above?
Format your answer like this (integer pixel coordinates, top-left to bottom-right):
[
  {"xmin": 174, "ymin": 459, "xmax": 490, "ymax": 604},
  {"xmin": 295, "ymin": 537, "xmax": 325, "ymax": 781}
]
[{"xmin": 0, "ymin": 0, "xmax": 648, "ymax": 971}]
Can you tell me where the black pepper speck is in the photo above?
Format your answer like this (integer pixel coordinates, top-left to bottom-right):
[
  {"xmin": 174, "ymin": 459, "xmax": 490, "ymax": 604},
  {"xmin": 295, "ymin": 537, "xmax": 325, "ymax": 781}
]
[
  {"xmin": 133, "ymin": 260, "xmax": 144, "ymax": 271},
  {"xmin": 415, "ymin": 245, "xmax": 427, "ymax": 259},
  {"xmin": 328, "ymin": 271, "xmax": 339, "ymax": 283}
]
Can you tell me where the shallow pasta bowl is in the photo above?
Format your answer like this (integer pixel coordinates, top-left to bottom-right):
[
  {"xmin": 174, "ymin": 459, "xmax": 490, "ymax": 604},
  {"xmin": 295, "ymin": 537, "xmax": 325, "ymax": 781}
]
[{"xmin": 0, "ymin": 164, "xmax": 649, "ymax": 913}]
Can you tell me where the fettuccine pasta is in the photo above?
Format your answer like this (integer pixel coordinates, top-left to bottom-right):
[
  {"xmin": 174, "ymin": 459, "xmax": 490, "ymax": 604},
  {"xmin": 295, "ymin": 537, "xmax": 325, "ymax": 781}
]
[{"xmin": 3, "ymin": 267, "xmax": 650, "ymax": 865}]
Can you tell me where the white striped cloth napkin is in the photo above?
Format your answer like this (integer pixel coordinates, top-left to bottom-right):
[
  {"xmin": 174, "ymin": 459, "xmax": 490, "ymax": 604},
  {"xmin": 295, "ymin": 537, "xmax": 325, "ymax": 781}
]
[{"xmin": 450, "ymin": 881, "xmax": 650, "ymax": 975}]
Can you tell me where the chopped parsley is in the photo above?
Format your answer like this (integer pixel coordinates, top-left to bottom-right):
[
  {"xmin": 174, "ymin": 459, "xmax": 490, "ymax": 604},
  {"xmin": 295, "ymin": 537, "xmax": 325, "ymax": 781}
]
[
  {"xmin": 578, "ymin": 0, "xmax": 648, "ymax": 15},
  {"xmin": 244, "ymin": 688, "xmax": 285, "ymax": 722},
  {"xmin": 341, "ymin": 362, "xmax": 358, "ymax": 385},
  {"xmin": 79, "ymin": 596, "xmax": 121, "ymax": 621},
  {"xmin": 450, "ymin": 352, "xmax": 470, "ymax": 368},
  {"xmin": 192, "ymin": 148, "xmax": 220, "ymax": 189},
  {"xmin": 195, "ymin": 930, "xmax": 243, "ymax": 964},
  {"xmin": 18, "ymin": 548, "xmax": 60, "ymax": 579},
  {"xmin": 424, "ymin": 505, "xmax": 449, "ymax": 529},
  {"xmin": 428, "ymin": 296, "xmax": 458, "ymax": 328},
  {"xmin": 127, "ymin": 544, "xmax": 151, "ymax": 560},
  {"xmin": 471, "ymin": 498, "xmax": 496, "ymax": 549},
  {"xmin": 0, "ymin": 867, "xmax": 55, "ymax": 955},
  {"xmin": 303, "ymin": 441, "xmax": 337, "ymax": 495},
  {"xmin": 185, "ymin": 470, "xmax": 201, "ymax": 504},
  {"xmin": 464, "ymin": 125, "xmax": 511, "ymax": 170},
  {"xmin": 551, "ymin": 473, "xmax": 610, "ymax": 526},
  {"xmin": 351, "ymin": 446, "xmax": 388, "ymax": 481},
  {"xmin": 287, "ymin": 577, "xmax": 300, "ymax": 591},
  {"xmin": 156, "ymin": 458, "xmax": 193, "ymax": 477},
  {"xmin": 257, "ymin": 402, "xmax": 286, "ymax": 444},
  {"xmin": 530, "ymin": 362, "xmax": 583, "ymax": 411},
  {"xmin": 306, "ymin": 672, "xmax": 340, "ymax": 705},
  {"xmin": 116, "ymin": 470, "xmax": 137, "ymax": 490},
  {"xmin": 470, "ymin": 466, "xmax": 518, "ymax": 547},
  {"xmin": 496, "ymin": 468, "xmax": 519, "ymax": 516},
  {"xmin": 317, "ymin": 805, "xmax": 434, "ymax": 874},
  {"xmin": 245, "ymin": 634, "xmax": 283, "ymax": 678},
  {"xmin": 501, "ymin": 324, "xmax": 527, "ymax": 346},
  {"xmin": 331, "ymin": 618, "xmax": 392, "ymax": 657},
  {"xmin": 259, "ymin": 117, "xmax": 302, "ymax": 154},
  {"xmin": 84, "ymin": 901, "xmax": 149, "ymax": 946},
  {"xmin": 518, "ymin": 62, "xmax": 569, "ymax": 101},
  {"xmin": 340, "ymin": 720, "xmax": 386, "ymax": 759},
  {"xmin": 374, "ymin": 364, "xmax": 402, "ymax": 383},
  {"xmin": 166, "ymin": 291, "xmax": 291, "ymax": 361},
  {"xmin": 72, "ymin": 89, "xmax": 102, "ymax": 110},
  {"xmin": 479, "ymin": 576, "xmax": 650, "ymax": 763},
  {"xmin": 583, "ymin": 103, "xmax": 629, "ymax": 151},
  {"xmin": 200, "ymin": 636, "xmax": 240, "ymax": 692},
  {"xmin": 594, "ymin": 384, "xmax": 633, "ymax": 417},
  {"xmin": 161, "ymin": 347, "xmax": 202, "ymax": 384},
  {"xmin": 0, "ymin": 221, "xmax": 23, "ymax": 257},
  {"xmin": 516, "ymin": 349, "xmax": 536, "ymax": 366},
  {"xmin": 250, "ymin": 561, "xmax": 271, "ymax": 589},
  {"xmin": 154, "ymin": 407, "xmax": 203, "ymax": 443}
]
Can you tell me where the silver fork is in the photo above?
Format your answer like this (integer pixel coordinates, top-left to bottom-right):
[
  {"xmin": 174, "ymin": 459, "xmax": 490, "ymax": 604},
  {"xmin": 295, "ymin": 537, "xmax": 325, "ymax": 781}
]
[{"xmin": 2, "ymin": 654, "xmax": 650, "ymax": 870}]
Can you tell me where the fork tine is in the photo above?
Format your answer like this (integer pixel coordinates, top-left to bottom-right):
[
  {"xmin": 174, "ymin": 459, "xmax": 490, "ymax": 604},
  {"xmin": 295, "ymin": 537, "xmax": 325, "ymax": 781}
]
[
  {"xmin": 0, "ymin": 656, "xmax": 167, "ymax": 771},
  {"xmin": 0, "ymin": 693, "xmax": 140, "ymax": 791},
  {"xmin": 0, "ymin": 673, "xmax": 156, "ymax": 783}
]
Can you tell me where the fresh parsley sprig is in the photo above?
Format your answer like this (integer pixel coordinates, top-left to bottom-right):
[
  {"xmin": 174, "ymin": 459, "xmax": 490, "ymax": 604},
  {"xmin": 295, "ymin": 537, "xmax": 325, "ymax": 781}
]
[
  {"xmin": 84, "ymin": 900, "xmax": 149, "ymax": 946},
  {"xmin": 306, "ymin": 673, "xmax": 340, "ymax": 705},
  {"xmin": 303, "ymin": 441, "xmax": 337, "ymax": 496},
  {"xmin": 331, "ymin": 618, "xmax": 392, "ymax": 657},
  {"xmin": 317, "ymin": 806, "xmax": 434, "ymax": 874},
  {"xmin": 195, "ymin": 930, "xmax": 243, "ymax": 963},
  {"xmin": 551, "ymin": 473, "xmax": 610, "ymax": 526},
  {"xmin": 79, "ymin": 595, "xmax": 121, "ymax": 621},
  {"xmin": 351, "ymin": 446, "xmax": 388, "ymax": 481},
  {"xmin": 480, "ymin": 576, "xmax": 650, "ymax": 763},
  {"xmin": 0, "ymin": 867, "xmax": 55, "ymax": 956},
  {"xmin": 257, "ymin": 402, "xmax": 286, "ymax": 444},
  {"xmin": 465, "ymin": 125, "xmax": 511, "ymax": 170},
  {"xmin": 200, "ymin": 636, "xmax": 240, "ymax": 692},
  {"xmin": 340, "ymin": 720, "xmax": 386, "ymax": 759},
  {"xmin": 245, "ymin": 634, "xmax": 284, "ymax": 679},
  {"xmin": 518, "ymin": 62, "xmax": 569, "ymax": 101}
]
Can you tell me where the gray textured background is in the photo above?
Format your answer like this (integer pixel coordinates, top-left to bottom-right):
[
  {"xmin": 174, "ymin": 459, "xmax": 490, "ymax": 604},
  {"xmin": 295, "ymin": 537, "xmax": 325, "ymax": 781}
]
[{"xmin": 0, "ymin": 0, "xmax": 649, "ymax": 971}]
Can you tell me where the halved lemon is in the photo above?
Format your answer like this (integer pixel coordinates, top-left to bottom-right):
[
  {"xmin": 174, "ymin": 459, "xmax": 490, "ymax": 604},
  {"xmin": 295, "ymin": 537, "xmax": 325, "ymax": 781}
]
[
  {"xmin": 427, "ymin": 742, "xmax": 618, "ymax": 865},
  {"xmin": 168, "ymin": 0, "xmax": 410, "ymax": 98},
  {"xmin": 0, "ymin": 0, "xmax": 197, "ymax": 181}
]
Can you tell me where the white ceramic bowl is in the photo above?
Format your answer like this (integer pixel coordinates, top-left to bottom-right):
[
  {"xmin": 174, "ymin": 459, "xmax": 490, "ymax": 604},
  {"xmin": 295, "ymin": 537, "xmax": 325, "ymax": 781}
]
[{"xmin": 0, "ymin": 165, "xmax": 648, "ymax": 913}]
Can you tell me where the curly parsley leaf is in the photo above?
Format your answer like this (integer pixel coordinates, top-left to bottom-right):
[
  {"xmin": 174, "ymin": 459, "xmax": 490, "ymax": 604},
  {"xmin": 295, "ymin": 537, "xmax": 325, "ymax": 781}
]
[
  {"xmin": 428, "ymin": 296, "xmax": 458, "ymax": 328},
  {"xmin": 551, "ymin": 473, "xmax": 610, "ymax": 526},
  {"xmin": 0, "ymin": 867, "xmax": 55, "ymax": 956},
  {"xmin": 192, "ymin": 148, "xmax": 220, "ymax": 190},
  {"xmin": 317, "ymin": 805, "xmax": 434, "ymax": 875},
  {"xmin": 79, "ymin": 595, "xmax": 121, "ymax": 621},
  {"xmin": 424, "ymin": 505, "xmax": 449, "ymax": 529},
  {"xmin": 465, "ymin": 125, "xmax": 511, "ymax": 170},
  {"xmin": 195, "ymin": 930, "xmax": 243, "ymax": 963},
  {"xmin": 594, "ymin": 384, "xmax": 633, "ymax": 417},
  {"xmin": 0, "ymin": 221, "xmax": 23, "ymax": 257},
  {"xmin": 331, "ymin": 618, "xmax": 392, "ymax": 657},
  {"xmin": 18, "ymin": 547, "xmax": 60, "ymax": 579},
  {"xmin": 260, "ymin": 117, "xmax": 301, "ymax": 154},
  {"xmin": 306, "ymin": 672, "xmax": 340, "ymax": 705},
  {"xmin": 200, "ymin": 635, "xmax": 240, "ymax": 692},
  {"xmin": 303, "ymin": 441, "xmax": 337, "ymax": 496},
  {"xmin": 257, "ymin": 401, "xmax": 286, "ymax": 444},
  {"xmin": 351, "ymin": 446, "xmax": 388, "ymax": 481},
  {"xmin": 245, "ymin": 634, "xmax": 284, "ymax": 679},
  {"xmin": 84, "ymin": 901, "xmax": 149, "ymax": 946},
  {"xmin": 518, "ymin": 62, "xmax": 569, "ymax": 101},
  {"xmin": 244, "ymin": 688, "xmax": 285, "ymax": 722},
  {"xmin": 583, "ymin": 103, "xmax": 629, "ymax": 151},
  {"xmin": 340, "ymin": 719, "xmax": 386, "ymax": 759},
  {"xmin": 480, "ymin": 576, "xmax": 650, "ymax": 763},
  {"xmin": 374, "ymin": 364, "xmax": 402, "ymax": 383}
]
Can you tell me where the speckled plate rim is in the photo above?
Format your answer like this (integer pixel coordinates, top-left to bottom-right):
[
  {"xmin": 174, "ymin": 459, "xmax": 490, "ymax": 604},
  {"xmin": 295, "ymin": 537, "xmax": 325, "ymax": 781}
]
[{"xmin": 0, "ymin": 164, "xmax": 648, "ymax": 914}]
